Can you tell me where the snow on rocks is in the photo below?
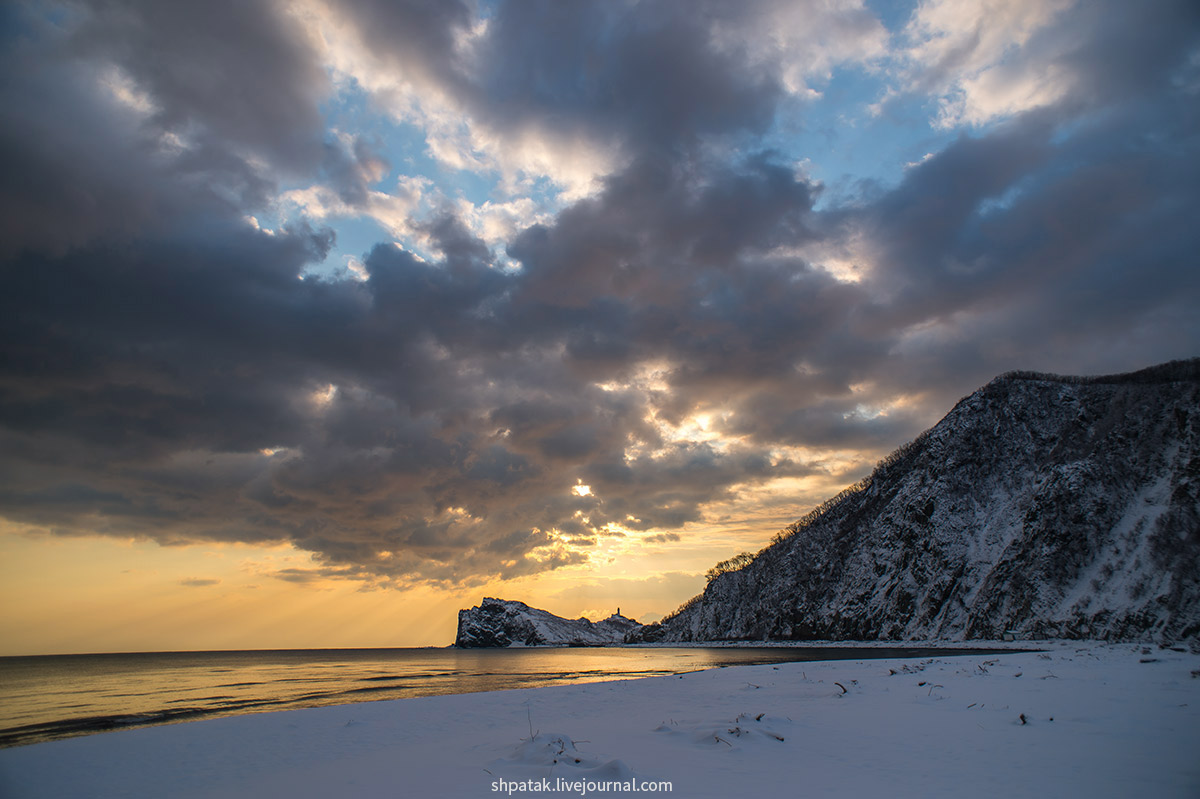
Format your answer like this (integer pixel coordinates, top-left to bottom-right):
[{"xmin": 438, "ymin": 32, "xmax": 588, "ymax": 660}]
[
  {"xmin": 640, "ymin": 364, "xmax": 1200, "ymax": 646},
  {"xmin": 456, "ymin": 598, "xmax": 642, "ymax": 647}
]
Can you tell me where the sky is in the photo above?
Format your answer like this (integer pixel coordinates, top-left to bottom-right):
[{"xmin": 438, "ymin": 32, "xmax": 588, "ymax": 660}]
[{"xmin": 1, "ymin": 0, "xmax": 1198, "ymax": 656}]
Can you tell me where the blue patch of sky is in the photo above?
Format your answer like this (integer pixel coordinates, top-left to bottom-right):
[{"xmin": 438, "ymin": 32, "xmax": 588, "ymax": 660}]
[
  {"xmin": 755, "ymin": 0, "xmax": 974, "ymax": 208},
  {"xmin": 316, "ymin": 84, "xmax": 574, "ymax": 254},
  {"xmin": 321, "ymin": 78, "xmax": 499, "ymax": 207},
  {"xmin": 280, "ymin": 76, "xmax": 518, "ymax": 277},
  {"xmin": 328, "ymin": 216, "xmax": 396, "ymax": 259},
  {"xmin": 864, "ymin": 0, "xmax": 919, "ymax": 35},
  {"xmin": 767, "ymin": 63, "xmax": 957, "ymax": 209}
]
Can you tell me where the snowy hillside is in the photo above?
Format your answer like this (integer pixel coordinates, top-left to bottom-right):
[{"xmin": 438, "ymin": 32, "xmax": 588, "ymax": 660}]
[
  {"xmin": 632, "ymin": 359, "xmax": 1200, "ymax": 646},
  {"xmin": 456, "ymin": 598, "xmax": 641, "ymax": 647}
]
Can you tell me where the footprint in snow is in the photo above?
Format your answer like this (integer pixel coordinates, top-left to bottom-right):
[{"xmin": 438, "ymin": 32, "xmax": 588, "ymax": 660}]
[
  {"xmin": 653, "ymin": 713, "xmax": 793, "ymax": 750},
  {"xmin": 486, "ymin": 732, "xmax": 640, "ymax": 782}
]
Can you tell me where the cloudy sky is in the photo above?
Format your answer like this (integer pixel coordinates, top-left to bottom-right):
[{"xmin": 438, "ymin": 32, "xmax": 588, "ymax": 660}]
[{"xmin": 2, "ymin": 0, "xmax": 1198, "ymax": 654}]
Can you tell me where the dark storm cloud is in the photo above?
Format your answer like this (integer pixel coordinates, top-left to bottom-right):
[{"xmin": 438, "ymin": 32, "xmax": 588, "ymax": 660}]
[
  {"xmin": 468, "ymin": 0, "xmax": 782, "ymax": 149},
  {"xmin": 1034, "ymin": 0, "xmax": 1200, "ymax": 112},
  {"xmin": 70, "ymin": 0, "xmax": 331, "ymax": 173},
  {"xmin": 0, "ymin": 29, "xmax": 201, "ymax": 256},
  {"xmin": 321, "ymin": 135, "xmax": 390, "ymax": 208},
  {"xmin": 1, "ymin": 0, "xmax": 1198, "ymax": 585},
  {"xmin": 0, "ymin": 0, "xmax": 330, "ymax": 259},
  {"xmin": 850, "ymin": 0, "xmax": 1200, "ymax": 400},
  {"xmin": 508, "ymin": 152, "xmax": 819, "ymax": 303},
  {"xmin": 575, "ymin": 441, "xmax": 817, "ymax": 532},
  {"xmin": 334, "ymin": 0, "xmax": 786, "ymax": 169},
  {"xmin": 334, "ymin": 0, "xmax": 474, "ymax": 91}
]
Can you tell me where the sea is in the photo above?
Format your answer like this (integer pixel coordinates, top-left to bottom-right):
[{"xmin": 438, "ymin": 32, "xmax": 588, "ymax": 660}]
[{"xmin": 0, "ymin": 645, "xmax": 1010, "ymax": 748}]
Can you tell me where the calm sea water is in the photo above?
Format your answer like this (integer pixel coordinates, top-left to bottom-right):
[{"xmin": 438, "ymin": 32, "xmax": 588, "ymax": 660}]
[{"xmin": 0, "ymin": 646, "xmax": 1008, "ymax": 748}]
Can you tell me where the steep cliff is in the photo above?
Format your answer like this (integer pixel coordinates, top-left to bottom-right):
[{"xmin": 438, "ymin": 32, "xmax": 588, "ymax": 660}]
[
  {"xmin": 631, "ymin": 359, "xmax": 1200, "ymax": 645},
  {"xmin": 456, "ymin": 598, "xmax": 642, "ymax": 647}
]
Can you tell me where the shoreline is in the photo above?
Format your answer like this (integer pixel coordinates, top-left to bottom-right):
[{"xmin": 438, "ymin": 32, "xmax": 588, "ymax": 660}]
[
  {"xmin": 0, "ymin": 642, "xmax": 1034, "ymax": 750},
  {"xmin": 605, "ymin": 638, "xmax": 1047, "ymax": 649},
  {"xmin": 2, "ymin": 638, "xmax": 1051, "ymax": 659},
  {"xmin": 0, "ymin": 641, "xmax": 1196, "ymax": 797}
]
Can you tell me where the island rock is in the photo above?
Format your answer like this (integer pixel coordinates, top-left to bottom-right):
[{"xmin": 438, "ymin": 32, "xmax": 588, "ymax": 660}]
[{"xmin": 455, "ymin": 598, "xmax": 642, "ymax": 647}]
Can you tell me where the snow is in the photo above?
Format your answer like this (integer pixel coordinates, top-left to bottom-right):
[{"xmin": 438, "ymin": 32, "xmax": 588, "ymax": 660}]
[
  {"xmin": 457, "ymin": 598, "xmax": 641, "ymax": 647},
  {"xmin": 1, "ymin": 642, "xmax": 1197, "ymax": 798},
  {"xmin": 647, "ymin": 372, "xmax": 1200, "ymax": 644}
]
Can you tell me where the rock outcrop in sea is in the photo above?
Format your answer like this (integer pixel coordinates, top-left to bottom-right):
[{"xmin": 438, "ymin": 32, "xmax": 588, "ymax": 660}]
[{"xmin": 455, "ymin": 598, "xmax": 642, "ymax": 647}]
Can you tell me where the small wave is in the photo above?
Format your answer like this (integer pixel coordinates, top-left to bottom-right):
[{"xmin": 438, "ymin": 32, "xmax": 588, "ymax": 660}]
[
  {"xmin": 0, "ymin": 697, "xmax": 305, "ymax": 749},
  {"xmin": 358, "ymin": 671, "xmax": 443, "ymax": 682},
  {"xmin": 98, "ymin": 692, "xmax": 162, "ymax": 700},
  {"xmin": 0, "ymin": 708, "xmax": 215, "ymax": 749},
  {"xmin": 339, "ymin": 685, "xmax": 411, "ymax": 696}
]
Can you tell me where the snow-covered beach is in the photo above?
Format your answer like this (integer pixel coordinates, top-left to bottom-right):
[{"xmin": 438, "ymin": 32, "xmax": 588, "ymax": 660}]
[{"xmin": 1, "ymin": 641, "xmax": 1197, "ymax": 798}]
